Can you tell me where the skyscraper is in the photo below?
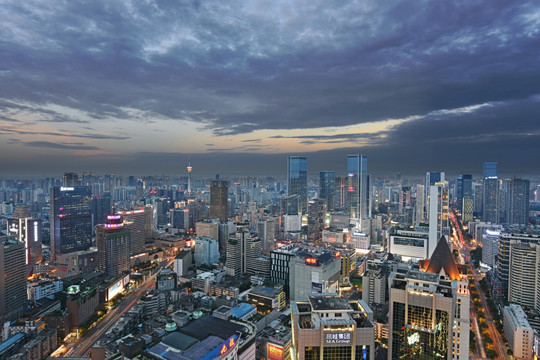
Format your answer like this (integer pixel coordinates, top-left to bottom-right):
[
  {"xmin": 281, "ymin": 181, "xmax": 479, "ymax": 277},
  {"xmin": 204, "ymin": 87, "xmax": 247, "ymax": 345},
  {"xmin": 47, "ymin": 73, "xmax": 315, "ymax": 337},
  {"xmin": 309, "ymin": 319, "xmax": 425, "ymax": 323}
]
[
  {"xmin": 388, "ymin": 237, "xmax": 470, "ymax": 360},
  {"xmin": 50, "ymin": 186, "xmax": 92, "ymax": 262},
  {"xmin": 287, "ymin": 156, "xmax": 308, "ymax": 214},
  {"xmin": 7, "ymin": 205, "xmax": 42, "ymax": 270},
  {"xmin": 118, "ymin": 206, "xmax": 154, "ymax": 256},
  {"xmin": 96, "ymin": 215, "xmax": 130, "ymax": 277},
  {"xmin": 483, "ymin": 162, "xmax": 499, "ymax": 223},
  {"xmin": 319, "ymin": 171, "xmax": 336, "ymax": 212},
  {"xmin": 456, "ymin": 174, "xmax": 473, "ymax": 222},
  {"xmin": 210, "ymin": 180, "xmax": 228, "ymax": 221},
  {"xmin": 424, "ymin": 171, "xmax": 445, "ymax": 220},
  {"xmin": 225, "ymin": 227, "xmax": 261, "ymax": 278},
  {"xmin": 428, "ymin": 184, "xmax": 449, "ymax": 257},
  {"xmin": 507, "ymin": 178, "xmax": 530, "ymax": 225},
  {"xmin": 0, "ymin": 238, "xmax": 27, "ymax": 323},
  {"xmin": 347, "ymin": 154, "xmax": 369, "ymax": 221}
]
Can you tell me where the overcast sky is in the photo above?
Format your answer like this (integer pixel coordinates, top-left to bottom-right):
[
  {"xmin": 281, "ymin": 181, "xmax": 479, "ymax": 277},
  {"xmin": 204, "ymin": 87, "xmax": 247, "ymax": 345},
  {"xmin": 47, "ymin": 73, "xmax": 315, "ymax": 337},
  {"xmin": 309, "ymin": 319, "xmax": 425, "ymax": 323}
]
[{"xmin": 1, "ymin": 1, "xmax": 539, "ymax": 177}]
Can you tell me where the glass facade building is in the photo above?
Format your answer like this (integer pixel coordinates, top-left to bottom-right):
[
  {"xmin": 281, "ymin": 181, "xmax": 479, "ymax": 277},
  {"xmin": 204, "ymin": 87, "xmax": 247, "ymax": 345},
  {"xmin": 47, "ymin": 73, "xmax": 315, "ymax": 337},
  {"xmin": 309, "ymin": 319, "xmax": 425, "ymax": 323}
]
[
  {"xmin": 347, "ymin": 154, "xmax": 369, "ymax": 220},
  {"xmin": 50, "ymin": 186, "xmax": 93, "ymax": 261},
  {"xmin": 288, "ymin": 156, "xmax": 308, "ymax": 214},
  {"xmin": 319, "ymin": 171, "xmax": 336, "ymax": 212}
]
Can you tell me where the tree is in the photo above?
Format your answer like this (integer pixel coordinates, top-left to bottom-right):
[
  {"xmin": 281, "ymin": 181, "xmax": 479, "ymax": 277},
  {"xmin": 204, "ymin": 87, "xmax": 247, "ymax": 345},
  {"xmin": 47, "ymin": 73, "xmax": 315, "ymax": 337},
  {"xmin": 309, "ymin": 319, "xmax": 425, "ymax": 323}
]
[{"xmin": 486, "ymin": 349, "xmax": 497, "ymax": 359}]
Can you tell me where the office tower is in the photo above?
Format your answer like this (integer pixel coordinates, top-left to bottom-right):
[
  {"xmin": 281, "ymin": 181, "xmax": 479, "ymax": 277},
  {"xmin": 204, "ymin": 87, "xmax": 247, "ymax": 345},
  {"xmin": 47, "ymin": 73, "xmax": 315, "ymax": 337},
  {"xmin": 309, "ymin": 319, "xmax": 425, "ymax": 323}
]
[
  {"xmin": 118, "ymin": 206, "xmax": 154, "ymax": 255},
  {"xmin": 507, "ymin": 178, "xmax": 530, "ymax": 225},
  {"xmin": 389, "ymin": 237, "xmax": 470, "ymax": 360},
  {"xmin": 91, "ymin": 195, "xmax": 112, "ymax": 229},
  {"xmin": 287, "ymin": 156, "xmax": 308, "ymax": 214},
  {"xmin": 347, "ymin": 154, "xmax": 369, "ymax": 221},
  {"xmin": 428, "ymin": 184, "xmax": 449, "ymax": 258},
  {"xmin": 496, "ymin": 231, "xmax": 540, "ymax": 302},
  {"xmin": 290, "ymin": 294, "xmax": 375, "ymax": 360},
  {"xmin": 307, "ymin": 199, "xmax": 325, "ymax": 242},
  {"xmin": 270, "ymin": 245, "xmax": 296, "ymax": 296},
  {"xmin": 96, "ymin": 215, "xmax": 130, "ymax": 277},
  {"xmin": 335, "ymin": 176, "xmax": 347, "ymax": 210},
  {"xmin": 483, "ymin": 161, "xmax": 499, "ymax": 223},
  {"xmin": 289, "ymin": 252, "xmax": 341, "ymax": 301},
  {"xmin": 186, "ymin": 160, "xmax": 192, "ymax": 196},
  {"xmin": 389, "ymin": 229, "xmax": 430, "ymax": 259},
  {"xmin": 507, "ymin": 241, "xmax": 540, "ymax": 309},
  {"xmin": 210, "ymin": 180, "xmax": 228, "ymax": 221},
  {"xmin": 319, "ymin": 171, "xmax": 336, "ymax": 212},
  {"xmin": 194, "ymin": 236, "xmax": 219, "ymax": 266},
  {"xmin": 424, "ymin": 171, "xmax": 445, "ymax": 220},
  {"xmin": 225, "ymin": 227, "xmax": 261, "ymax": 278},
  {"xmin": 50, "ymin": 186, "xmax": 92, "ymax": 262},
  {"xmin": 63, "ymin": 172, "xmax": 80, "ymax": 186},
  {"xmin": 0, "ymin": 239, "xmax": 27, "ymax": 323},
  {"xmin": 415, "ymin": 184, "xmax": 425, "ymax": 223},
  {"xmin": 257, "ymin": 217, "xmax": 277, "ymax": 252},
  {"xmin": 473, "ymin": 183, "xmax": 483, "ymax": 216},
  {"xmin": 155, "ymin": 198, "xmax": 169, "ymax": 226},
  {"xmin": 455, "ymin": 174, "xmax": 473, "ymax": 222},
  {"xmin": 7, "ymin": 205, "xmax": 42, "ymax": 269},
  {"xmin": 281, "ymin": 195, "xmax": 301, "ymax": 215},
  {"xmin": 481, "ymin": 229, "xmax": 500, "ymax": 267}
]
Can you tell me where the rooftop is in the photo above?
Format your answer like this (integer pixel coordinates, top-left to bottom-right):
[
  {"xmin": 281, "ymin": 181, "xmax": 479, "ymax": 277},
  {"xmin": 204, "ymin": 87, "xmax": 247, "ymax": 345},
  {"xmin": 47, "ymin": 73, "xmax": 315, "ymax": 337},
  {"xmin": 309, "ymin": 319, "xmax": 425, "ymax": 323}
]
[
  {"xmin": 179, "ymin": 315, "xmax": 245, "ymax": 341},
  {"xmin": 249, "ymin": 286, "xmax": 283, "ymax": 299},
  {"xmin": 309, "ymin": 295, "xmax": 351, "ymax": 312},
  {"xmin": 162, "ymin": 332, "xmax": 199, "ymax": 351}
]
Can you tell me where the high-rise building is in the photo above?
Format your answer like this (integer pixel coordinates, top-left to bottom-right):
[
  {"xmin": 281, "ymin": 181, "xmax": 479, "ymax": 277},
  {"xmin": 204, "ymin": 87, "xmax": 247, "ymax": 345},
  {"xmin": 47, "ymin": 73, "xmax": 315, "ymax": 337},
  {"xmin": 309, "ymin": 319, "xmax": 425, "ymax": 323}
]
[
  {"xmin": 347, "ymin": 154, "xmax": 369, "ymax": 221},
  {"xmin": 319, "ymin": 171, "xmax": 336, "ymax": 212},
  {"xmin": 428, "ymin": 184, "xmax": 449, "ymax": 257},
  {"xmin": 7, "ymin": 205, "xmax": 42, "ymax": 270},
  {"xmin": 225, "ymin": 227, "xmax": 261, "ymax": 278},
  {"xmin": 270, "ymin": 245, "xmax": 297, "ymax": 296},
  {"xmin": 0, "ymin": 238, "xmax": 27, "ymax": 323},
  {"xmin": 424, "ymin": 171, "xmax": 445, "ymax": 220},
  {"xmin": 63, "ymin": 172, "xmax": 80, "ymax": 186},
  {"xmin": 289, "ymin": 252, "xmax": 341, "ymax": 301},
  {"xmin": 194, "ymin": 236, "xmax": 219, "ymax": 266},
  {"xmin": 96, "ymin": 215, "xmax": 130, "ymax": 277},
  {"xmin": 210, "ymin": 180, "xmax": 228, "ymax": 221},
  {"xmin": 257, "ymin": 217, "xmax": 277, "ymax": 252},
  {"xmin": 483, "ymin": 162, "xmax": 499, "ymax": 223},
  {"xmin": 456, "ymin": 174, "xmax": 473, "ymax": 222},
  {"xmin": 50, "ymin": 186, "xmax": 93, "ymax": 262},
  {"xmin": 290, "ymin": 295, "xmax": 375, "ymax": 360},
  {"xmin": 507, "ymin": 240, "xmax": 540, "ymax": 309},
  {"xmin": 388, "ymin": 237, "xmax": 470, "ymax": 360},
  {"xmin": 503, "ymin": 304, "xmax": 534, "ymax": 360},
  {"xmin": 155, "ymin": 198, "xmax": 169, "ymax": 226},
  {"xmin": 118, "ymin": 206, "xmax": 154, "ymax": 255},
  {"xmin": 415, "ymin": 184, "xmax": 425, "ymax": 223},
  {"xmin": 496, "ymin": 231, "xmax": 540, "ymax": 302},
  {"xmin": 287, "ymin": 156, "xmax": 308, "ymax": 214},
  {"xmin": 507, "ymin": 178, "xmax": 530, "ymax": 225},
  {"xmin": 307, "ymin": 199, "xmax": 325, "ymax": 242},
  {"xmin": 91, "ymin": 195, "xmax": 112, "ymax": 230},
  {"xmin": 335, "ymin": 176, "xmax": 348, "ymax": 210}
]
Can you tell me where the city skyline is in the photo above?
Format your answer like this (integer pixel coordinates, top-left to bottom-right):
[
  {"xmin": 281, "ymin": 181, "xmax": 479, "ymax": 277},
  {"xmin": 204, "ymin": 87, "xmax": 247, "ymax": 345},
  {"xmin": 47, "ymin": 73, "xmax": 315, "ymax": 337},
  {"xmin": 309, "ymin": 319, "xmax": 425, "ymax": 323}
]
[{"xmin": 1, "ymin": 1, "xmax": 540, "ymax": 176}]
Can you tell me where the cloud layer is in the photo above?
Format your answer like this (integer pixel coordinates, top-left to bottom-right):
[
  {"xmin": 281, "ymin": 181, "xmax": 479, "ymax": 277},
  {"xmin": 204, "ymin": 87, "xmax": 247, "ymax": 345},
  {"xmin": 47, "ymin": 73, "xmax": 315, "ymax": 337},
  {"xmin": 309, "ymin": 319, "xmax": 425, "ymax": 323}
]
[{"xmin": 1, "ymin": 0, "xmax": 539, "ymax": 175}]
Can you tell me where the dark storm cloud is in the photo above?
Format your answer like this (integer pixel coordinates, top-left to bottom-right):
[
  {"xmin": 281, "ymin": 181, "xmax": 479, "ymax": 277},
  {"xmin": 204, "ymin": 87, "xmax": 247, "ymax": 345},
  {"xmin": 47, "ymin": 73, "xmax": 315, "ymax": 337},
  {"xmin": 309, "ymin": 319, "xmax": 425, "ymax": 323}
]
[
  {"xmin": 23, "ymin": 141, "xmax": 101, "ymax": 150},
  {"xmin": 1, "ymin": 1, "xmax": 539, "ymax": 175},
  {"xmin": 0, "ymin": 127, "xmax": 130, "ymax": 140}
]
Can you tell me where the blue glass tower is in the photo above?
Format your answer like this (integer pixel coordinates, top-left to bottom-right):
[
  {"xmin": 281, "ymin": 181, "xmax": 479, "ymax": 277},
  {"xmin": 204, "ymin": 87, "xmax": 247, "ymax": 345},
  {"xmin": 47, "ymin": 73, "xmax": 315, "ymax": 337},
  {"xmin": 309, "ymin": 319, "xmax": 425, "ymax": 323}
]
[
  {"xmin": 50, "ymin": 186, "xmax": 93, "ymax": 261},
  {"xmin": 347, "ymin": 154, "xmax": 369, "ymax": 220},
  {"xmin": 287, "ymin": 156, "xmax": 308, "ymax": 214}
]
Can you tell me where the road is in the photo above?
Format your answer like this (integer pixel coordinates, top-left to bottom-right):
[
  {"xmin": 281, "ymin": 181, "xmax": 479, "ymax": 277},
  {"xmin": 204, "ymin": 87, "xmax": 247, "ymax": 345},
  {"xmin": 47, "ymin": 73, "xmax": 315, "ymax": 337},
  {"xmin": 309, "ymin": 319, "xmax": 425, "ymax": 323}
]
[
  {"xmin": 62, "ymin": 257, "xmax": 174, "ymax": 357},
  {"xmin": 449, "ymin": 211, "xmax": 508, "ymax": 360}
]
